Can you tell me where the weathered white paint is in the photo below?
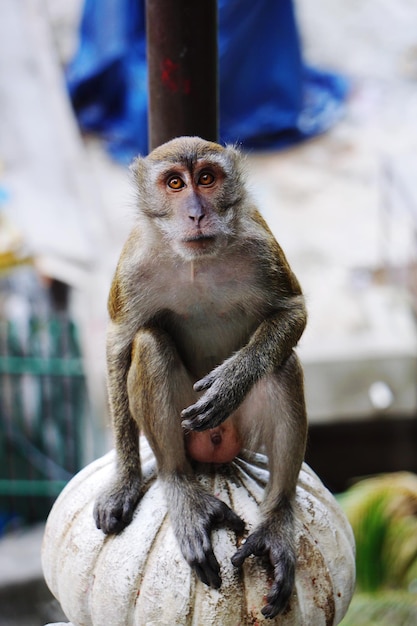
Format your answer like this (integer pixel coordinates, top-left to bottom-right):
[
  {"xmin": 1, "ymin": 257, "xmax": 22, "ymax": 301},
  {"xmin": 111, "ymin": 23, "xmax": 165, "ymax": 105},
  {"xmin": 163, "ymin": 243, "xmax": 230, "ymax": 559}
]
[{"xmin": 42, "ymin": 439, "xmax": 355, "ymax": 626}]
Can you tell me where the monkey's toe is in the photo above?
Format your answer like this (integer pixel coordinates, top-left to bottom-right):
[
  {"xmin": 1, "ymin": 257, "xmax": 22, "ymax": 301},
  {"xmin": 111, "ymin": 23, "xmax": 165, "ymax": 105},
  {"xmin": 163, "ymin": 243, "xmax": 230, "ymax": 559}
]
[
  {"xmin": 193, "ymin": 550, "xmax": 222, "ymax": 589},
  {"xmin": 96, "ymin": 510, "xmax": 132, "ymax": 534},
  {"xmin": 231, "ymin": 523, "xmax": 295, "ymax": 618},
  {"xmin": 261, "ymin": 580, "xmax": 293, "ymax": 619},
  {"xmin": 94, "ymin": 485, "xmax": 141, "ymax": 534}
]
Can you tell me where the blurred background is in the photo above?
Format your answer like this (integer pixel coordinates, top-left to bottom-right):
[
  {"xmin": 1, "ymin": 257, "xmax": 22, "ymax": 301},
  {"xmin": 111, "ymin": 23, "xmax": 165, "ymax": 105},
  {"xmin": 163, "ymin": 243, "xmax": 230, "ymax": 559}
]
[{"xmin": 1, "ymin": 0, "xmax": 417, "ymax": 624}]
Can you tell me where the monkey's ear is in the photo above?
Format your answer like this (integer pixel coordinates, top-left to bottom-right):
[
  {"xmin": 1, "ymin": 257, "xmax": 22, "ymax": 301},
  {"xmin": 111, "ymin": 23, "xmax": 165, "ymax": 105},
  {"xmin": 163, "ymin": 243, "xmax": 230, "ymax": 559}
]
[
  {"xmin": 223, "ymin": 144, "xmax": 247, "ymax": 180},
  {"xmin": 224, "ymin": 143, "xmax": 242, "ymax": 160},
  {"xmin": 129, "ymin": 156, "xmax": 147, "ymax": 186},
  {"xmin": 224, "ymin": 143, "xmax": 245, "ymax": 167}
]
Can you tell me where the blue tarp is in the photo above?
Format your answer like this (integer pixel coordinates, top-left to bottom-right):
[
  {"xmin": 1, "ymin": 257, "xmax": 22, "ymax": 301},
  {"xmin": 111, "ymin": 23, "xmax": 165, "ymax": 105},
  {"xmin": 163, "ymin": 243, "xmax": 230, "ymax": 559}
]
[{"xmin": 67, "ymin": 0, "xmax": 348, "ymax": 161}]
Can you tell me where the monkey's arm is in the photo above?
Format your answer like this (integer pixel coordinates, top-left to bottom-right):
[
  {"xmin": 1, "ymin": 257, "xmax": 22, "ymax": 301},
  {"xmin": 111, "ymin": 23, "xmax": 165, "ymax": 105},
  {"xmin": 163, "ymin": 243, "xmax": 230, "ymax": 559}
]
[{"xmin": 181, "ymin": 293, "xmax": 306, "ymax": 431}]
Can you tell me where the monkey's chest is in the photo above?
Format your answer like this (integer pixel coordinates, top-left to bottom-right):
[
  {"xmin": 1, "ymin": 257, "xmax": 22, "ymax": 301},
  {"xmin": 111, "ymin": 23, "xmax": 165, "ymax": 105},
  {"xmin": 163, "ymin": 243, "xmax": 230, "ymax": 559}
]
[
  {"xmin": 160, "ymin": 275, "xmax": 264, "ymax": 375},
  {"xmin": 172, "ymin": 306, "xmax": 254, "ymax": 376},
  {"xmin": 174, "ymin": 271, "xmax": 261, "ymax": 325}
]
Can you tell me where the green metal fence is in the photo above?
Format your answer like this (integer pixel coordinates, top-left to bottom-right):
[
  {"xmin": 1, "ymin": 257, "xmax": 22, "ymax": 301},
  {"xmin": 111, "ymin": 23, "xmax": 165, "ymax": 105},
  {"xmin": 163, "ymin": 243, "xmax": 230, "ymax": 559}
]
[{"xmin": 0, "ymin": 315, "xmax": 89, "ymax": 529}]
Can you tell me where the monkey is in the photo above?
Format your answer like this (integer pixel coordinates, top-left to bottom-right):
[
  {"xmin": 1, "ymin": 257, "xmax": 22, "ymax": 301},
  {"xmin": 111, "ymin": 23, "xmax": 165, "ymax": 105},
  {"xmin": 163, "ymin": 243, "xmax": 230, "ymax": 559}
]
[{"xmin": 94, "ymin": 136, "xmax": 307, "ymax": 619}]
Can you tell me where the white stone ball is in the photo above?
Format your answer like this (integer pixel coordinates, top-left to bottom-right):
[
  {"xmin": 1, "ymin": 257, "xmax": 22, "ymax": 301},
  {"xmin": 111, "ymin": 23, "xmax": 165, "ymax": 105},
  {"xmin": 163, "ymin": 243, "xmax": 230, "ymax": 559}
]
[{"xmin": 42, "ymin": 438, "xmax": 355, "ymax": 625}]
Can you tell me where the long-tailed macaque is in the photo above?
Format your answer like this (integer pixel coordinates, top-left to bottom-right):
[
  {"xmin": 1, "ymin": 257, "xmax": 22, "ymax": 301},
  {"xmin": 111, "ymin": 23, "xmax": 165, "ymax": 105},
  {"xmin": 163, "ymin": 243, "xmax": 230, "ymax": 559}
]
[{"xmin": 94, "ymin": 137, "xmax": 307, "ymax": 619}]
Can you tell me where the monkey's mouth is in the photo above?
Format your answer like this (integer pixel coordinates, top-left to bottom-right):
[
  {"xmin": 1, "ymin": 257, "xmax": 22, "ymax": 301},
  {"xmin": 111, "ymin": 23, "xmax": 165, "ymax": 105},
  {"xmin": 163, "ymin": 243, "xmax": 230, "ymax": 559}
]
[{"xmin": 183, "ymin": 234, "xmax": 216, "ymax": 249}]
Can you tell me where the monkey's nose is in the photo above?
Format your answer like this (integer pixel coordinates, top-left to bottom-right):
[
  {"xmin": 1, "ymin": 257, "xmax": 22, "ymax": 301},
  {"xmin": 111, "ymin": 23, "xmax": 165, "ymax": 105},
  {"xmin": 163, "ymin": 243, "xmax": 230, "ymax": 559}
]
[{"xmin": 189, "ymin": 212, "xmax": 205, "ymax": 225}]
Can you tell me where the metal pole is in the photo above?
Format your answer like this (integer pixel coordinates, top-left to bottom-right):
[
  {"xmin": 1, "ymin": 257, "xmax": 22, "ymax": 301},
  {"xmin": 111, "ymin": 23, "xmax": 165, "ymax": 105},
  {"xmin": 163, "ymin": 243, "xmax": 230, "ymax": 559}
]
[{"xmin": 145, "ymin": 0, "xmax": 218, "ymax": 151}]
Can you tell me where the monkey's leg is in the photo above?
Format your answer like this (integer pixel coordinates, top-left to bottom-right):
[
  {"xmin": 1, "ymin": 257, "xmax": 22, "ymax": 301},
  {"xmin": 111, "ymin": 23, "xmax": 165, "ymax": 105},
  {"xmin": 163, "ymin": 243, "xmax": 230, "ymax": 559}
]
[
  {"xmin": 94, "ymin": 335, "xmax": 142, "ymax": 534},
  {"xmin": 128, "ymin": 328, "xmax": 245, "ymax": 589},
  {"xmin": 232, "ymin": 352, "xmax": 307, "ymax": 619}
]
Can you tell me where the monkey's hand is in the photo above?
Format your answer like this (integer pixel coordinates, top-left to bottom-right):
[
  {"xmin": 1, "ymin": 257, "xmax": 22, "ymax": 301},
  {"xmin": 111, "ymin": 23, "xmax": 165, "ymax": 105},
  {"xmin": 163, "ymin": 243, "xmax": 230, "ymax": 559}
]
[
  {"xmin": 181, "ymin": 360, "xmax": 250, "ymax": 431},
  {"xmin": 231, "ymin": 517, "xmax": 296, "ymax": 619},
  {"xmin": 167, "ymin": 477, "xmax": 245, "ymax": 588},
  {"xmin": 94, "ymin": 477, "xmax": 142, "ymax": 535}
]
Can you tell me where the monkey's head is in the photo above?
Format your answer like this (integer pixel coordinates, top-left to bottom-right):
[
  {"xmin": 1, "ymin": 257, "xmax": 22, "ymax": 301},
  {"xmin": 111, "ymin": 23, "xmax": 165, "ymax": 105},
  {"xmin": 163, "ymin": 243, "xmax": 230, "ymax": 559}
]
[{"xmin": 130, "ymin": 137, "xmax": 247, "ymax": 260}]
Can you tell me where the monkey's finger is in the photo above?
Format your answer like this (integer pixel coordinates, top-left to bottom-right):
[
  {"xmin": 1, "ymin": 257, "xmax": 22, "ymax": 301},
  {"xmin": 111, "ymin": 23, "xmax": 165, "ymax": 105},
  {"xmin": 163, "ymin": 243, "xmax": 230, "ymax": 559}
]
[
  {"xmin": 182, "ymin": 403, "xmax": 228, "ymax": 432},
  {"xmin": 180, "ymin": 400, "xmax": 207, "ymax": 421},
  {"xmin": 193, "ymin": 375, "xmax": 214, "ymax": 392},
  {"xmin": 181, "ymin": 401, "xmax": 218, "ymax": 429},
  {"xmin": 180, "ymin": 408, "xmax": 199, "ymax": 424}
]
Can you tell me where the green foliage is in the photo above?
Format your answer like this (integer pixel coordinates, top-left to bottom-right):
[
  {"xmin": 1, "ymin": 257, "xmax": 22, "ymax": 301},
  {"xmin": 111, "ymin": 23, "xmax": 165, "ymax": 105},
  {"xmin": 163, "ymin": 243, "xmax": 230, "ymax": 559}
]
[
  {"xmin": 340, "ymin": 591, "xmax": 417, "ymax": 626},
  {"xmin": 339, "ymin": 472, "xmax": 417, "ymax": 593},
  {"xmin": 339, "ymin": 473, "xmax": 417, "ymax": 625}
]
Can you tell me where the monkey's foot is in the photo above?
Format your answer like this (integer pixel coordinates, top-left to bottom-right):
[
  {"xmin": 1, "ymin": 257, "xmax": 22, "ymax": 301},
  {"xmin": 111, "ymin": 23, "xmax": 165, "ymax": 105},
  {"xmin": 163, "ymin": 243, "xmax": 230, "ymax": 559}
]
[
  {"xmin": 167, "ymin": 481, "xmax": 245, "ymax": 589},
  {"xmin": 94, "ymin": 479, "xmax": 142, "ymax": 535},
  {"xmin": 231, "ymin": 519, "xmax": 295, "ymax": 619}
]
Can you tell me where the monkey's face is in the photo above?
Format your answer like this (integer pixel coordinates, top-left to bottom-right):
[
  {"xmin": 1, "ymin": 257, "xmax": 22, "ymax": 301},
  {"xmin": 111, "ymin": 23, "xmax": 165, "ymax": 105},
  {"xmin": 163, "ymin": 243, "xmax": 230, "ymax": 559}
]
[
  {"xmin": 154, "ymin": 159, "xmax": 232, "ymax": 260},
  {"xmin": 131, "ymin": 137, "xmax": 246, "ymax": 261}
]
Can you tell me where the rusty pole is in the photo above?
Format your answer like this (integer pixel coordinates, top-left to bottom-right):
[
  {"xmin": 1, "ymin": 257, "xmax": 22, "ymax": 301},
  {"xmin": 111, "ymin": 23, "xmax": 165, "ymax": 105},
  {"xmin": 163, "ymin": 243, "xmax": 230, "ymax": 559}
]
[{"xmin": 145, "ymin": 0, "xmax": 218, "ymax": 151}]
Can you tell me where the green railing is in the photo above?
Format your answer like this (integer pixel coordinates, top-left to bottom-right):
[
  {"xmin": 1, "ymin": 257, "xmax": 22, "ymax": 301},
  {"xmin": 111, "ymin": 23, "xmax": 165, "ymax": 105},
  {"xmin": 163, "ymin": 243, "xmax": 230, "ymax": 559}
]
[{"xmin": 0, "ymin": 316, "xmax": 89, "ymax": 529}]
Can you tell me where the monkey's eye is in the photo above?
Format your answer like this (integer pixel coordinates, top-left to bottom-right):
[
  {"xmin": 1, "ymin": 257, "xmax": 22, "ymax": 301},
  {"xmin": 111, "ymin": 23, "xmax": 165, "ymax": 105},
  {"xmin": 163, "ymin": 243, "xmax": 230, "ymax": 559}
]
[
  {"xmin": 198, "ymin": 172, "xmax": 215, "ymax": 186},
  {"xmin": 167, "ymin": 176, "xmax": 185, "ymax": 190}
]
